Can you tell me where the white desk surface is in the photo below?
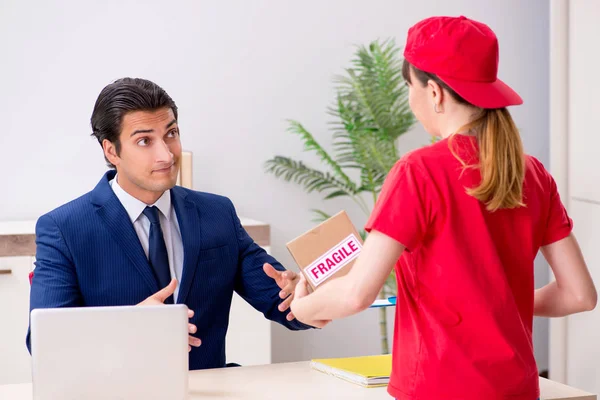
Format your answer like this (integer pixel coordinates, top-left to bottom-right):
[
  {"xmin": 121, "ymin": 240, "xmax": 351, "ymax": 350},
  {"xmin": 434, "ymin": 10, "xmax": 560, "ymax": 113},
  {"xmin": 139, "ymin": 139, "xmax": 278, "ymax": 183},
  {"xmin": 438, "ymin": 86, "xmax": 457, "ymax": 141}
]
[{"xmin": 0, "ymin": 361, "xmax": 595, "ymax": 400}]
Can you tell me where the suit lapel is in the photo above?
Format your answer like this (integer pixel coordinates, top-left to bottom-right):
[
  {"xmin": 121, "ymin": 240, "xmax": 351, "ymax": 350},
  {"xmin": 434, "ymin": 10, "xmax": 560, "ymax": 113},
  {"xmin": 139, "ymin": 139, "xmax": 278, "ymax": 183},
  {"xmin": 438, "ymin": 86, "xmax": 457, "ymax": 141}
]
[
  {"xmin": 172, "ymin": 187, "xmax": 201, "ymax": 304},
  {"xmin": 91, "ymin": 171, "xmax": 159, "ymax": 294}
]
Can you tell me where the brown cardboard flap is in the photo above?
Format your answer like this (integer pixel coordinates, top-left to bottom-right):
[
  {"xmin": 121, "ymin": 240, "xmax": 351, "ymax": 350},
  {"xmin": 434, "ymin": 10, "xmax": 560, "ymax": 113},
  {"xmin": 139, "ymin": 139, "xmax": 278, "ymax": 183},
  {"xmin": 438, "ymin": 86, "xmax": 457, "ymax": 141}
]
[{"xmin": 286, "ymin": 211, "xmax": 363, "ymax": 291}]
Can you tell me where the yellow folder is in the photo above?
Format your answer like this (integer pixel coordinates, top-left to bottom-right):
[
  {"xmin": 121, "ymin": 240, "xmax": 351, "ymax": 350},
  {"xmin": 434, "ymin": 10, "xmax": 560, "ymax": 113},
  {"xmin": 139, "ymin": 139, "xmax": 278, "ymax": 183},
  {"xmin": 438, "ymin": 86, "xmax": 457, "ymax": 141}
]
[{"xmin": 310, "ymin": 354, "xmax": 392, "ymax": 388}]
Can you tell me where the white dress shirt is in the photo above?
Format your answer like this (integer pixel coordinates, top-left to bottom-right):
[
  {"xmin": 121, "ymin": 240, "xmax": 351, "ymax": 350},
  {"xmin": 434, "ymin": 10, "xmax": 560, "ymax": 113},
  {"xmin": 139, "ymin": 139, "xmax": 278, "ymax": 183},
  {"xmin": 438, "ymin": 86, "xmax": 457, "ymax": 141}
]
[{"xmin": 110, "ymin": 175, "xmax": 184, "ymax": 302}]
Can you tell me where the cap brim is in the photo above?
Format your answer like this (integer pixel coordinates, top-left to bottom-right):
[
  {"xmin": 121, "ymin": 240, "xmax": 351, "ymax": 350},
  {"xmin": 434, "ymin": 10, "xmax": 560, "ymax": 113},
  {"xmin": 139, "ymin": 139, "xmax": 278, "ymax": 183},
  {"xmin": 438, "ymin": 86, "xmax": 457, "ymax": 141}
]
[{"xmin": 437, "ymin": 75, "xmax": 523, "ymax": 109}]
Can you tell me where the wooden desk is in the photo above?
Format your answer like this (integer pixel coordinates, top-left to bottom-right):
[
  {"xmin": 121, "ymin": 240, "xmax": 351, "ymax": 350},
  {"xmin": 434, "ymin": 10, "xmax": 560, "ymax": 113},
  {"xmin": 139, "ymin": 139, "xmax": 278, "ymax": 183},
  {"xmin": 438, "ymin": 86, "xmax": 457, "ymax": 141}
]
[
  {"xmin": 0, "ymin": 218, "xmax": 270, "ymax": 257},
  {"xmin": 0, "ymin": 361, "xmax": 596, "ymax": 399}
]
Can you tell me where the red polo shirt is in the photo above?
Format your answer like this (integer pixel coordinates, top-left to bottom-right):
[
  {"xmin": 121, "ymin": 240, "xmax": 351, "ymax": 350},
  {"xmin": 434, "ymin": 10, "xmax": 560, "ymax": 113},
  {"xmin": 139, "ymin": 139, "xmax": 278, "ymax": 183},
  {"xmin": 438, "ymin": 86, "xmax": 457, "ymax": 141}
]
[{"xmin": 365, "ymin": 135, "xmax": 572, "ymax": 400}]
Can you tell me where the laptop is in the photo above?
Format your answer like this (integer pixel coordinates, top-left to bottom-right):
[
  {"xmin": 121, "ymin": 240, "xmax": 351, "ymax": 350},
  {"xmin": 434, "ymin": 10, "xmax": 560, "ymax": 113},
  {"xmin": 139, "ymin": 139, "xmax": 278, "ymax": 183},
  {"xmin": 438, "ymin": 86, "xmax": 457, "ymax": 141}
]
[{"xmin": 30, "ymin": 304, "xmax": 189, "ymax": 400}]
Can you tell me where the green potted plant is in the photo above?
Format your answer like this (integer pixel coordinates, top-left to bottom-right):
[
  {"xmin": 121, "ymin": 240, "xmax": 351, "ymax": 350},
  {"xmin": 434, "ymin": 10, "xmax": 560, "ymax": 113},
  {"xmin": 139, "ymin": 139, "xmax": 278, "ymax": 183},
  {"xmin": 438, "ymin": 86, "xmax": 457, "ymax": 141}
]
[{"xmin": 265, "ymin": 38, "xmax": 415, "ymax": 354}]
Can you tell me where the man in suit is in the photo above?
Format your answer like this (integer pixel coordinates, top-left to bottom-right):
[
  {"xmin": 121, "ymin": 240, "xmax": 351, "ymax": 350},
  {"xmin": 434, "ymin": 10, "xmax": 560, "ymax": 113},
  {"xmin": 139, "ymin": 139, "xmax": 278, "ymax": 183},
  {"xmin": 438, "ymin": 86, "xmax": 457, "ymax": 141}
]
[{"xmin": 27, "ymin": 77, "xmax": 311, "ymax": 369}]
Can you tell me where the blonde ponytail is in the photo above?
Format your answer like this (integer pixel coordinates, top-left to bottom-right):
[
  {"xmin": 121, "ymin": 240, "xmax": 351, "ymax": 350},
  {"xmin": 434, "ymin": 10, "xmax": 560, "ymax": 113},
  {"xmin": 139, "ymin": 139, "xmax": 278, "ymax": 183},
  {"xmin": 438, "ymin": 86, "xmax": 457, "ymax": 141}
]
[{"xmin": 452, "ymin": 108, "xmax": 525, "ymax": 211}]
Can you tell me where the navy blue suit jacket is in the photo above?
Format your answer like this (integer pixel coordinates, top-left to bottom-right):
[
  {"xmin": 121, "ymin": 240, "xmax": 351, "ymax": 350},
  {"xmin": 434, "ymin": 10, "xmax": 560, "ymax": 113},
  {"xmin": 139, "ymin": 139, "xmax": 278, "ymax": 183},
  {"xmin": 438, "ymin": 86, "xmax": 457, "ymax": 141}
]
[{"xmin": 27, "ymin": 170, "xmax": 309, "ymax": 369}]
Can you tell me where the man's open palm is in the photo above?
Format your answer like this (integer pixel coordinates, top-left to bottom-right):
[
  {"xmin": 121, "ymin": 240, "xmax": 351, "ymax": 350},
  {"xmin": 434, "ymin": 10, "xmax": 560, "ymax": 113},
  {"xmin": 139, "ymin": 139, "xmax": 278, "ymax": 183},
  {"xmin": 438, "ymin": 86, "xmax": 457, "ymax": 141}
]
[{"xmin": 263, "ymin": 263, "xmax": 300, "ymax": 321}]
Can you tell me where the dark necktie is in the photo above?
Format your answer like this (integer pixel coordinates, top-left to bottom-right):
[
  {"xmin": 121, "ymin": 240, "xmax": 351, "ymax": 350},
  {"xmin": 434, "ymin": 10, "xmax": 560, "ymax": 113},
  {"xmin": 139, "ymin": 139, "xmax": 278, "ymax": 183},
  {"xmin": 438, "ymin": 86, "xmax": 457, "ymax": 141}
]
[{"xmin": 142, "ymin": 206, "xmax": 173, "ymax": 304}]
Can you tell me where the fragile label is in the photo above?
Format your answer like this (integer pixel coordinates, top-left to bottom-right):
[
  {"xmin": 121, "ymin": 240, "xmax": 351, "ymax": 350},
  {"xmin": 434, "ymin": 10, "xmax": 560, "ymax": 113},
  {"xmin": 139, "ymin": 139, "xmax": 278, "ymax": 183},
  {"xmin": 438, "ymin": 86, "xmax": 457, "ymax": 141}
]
[{"xmin": 305, "ymin": 233, "xmax": 362, "ymax": 287}]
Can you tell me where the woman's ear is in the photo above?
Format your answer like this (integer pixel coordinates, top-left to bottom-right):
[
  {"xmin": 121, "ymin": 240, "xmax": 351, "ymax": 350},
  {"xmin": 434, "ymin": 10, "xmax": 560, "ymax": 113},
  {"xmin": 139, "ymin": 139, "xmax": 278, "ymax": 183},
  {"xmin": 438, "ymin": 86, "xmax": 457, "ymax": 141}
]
[{"xmin": 427, "ymin": 79, "xmax": 445, "ymax": 107}]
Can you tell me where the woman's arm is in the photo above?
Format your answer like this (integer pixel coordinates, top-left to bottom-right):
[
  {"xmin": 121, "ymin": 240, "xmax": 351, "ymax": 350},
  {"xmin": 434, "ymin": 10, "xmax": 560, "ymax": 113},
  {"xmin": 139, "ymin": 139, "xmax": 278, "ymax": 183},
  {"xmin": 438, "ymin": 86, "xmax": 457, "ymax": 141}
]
[{"xmin": 535, "ymin": 234, "xmax": 597, "ymax": 317}]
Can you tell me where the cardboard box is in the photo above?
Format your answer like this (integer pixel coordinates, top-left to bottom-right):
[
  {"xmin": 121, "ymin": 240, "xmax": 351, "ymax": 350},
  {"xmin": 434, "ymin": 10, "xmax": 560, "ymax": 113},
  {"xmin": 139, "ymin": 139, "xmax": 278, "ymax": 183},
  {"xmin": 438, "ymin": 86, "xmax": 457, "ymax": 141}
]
[{"xmin": 286, "ymin": 210, "xmax": 363, "ymax": 291}]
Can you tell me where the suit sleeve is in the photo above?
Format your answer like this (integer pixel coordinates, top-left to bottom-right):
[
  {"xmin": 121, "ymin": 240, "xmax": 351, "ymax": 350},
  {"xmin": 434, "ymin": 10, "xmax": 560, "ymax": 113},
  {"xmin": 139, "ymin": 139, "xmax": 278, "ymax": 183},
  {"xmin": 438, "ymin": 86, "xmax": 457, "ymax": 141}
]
[
  {"xmin": 227, "ymin": 200, "xmax": 311, "ymax": 330},
  {"xmin": 27, "ymin": 214, "xmax": 83, "ymax": 353}
]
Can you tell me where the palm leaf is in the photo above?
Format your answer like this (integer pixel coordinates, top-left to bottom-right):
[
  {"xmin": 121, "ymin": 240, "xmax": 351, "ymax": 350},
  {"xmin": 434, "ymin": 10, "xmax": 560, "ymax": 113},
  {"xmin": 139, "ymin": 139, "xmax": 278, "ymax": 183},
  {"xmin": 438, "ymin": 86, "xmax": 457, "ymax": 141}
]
[
  {"xmin": 286, "ymin": 120, "xmax": 357, "ymax": 191},
  {"xmin": 327, "ymin": 39, "xmax": 414, "ymax": 194},
  {"xmin": 335, "ymin": 39, "xmax": 414, "ymax": 141},
  {"xmin": 264, "ymin": 156, "xmax": 357, "ymax": 196}
]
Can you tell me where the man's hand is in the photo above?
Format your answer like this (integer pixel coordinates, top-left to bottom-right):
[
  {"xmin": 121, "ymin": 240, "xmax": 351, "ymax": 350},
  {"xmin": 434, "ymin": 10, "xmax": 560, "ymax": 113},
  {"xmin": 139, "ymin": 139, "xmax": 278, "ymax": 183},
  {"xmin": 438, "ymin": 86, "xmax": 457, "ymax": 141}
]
[
  {"xmin": 138, "ymin": 279, "xmax": 202, "ymax": 352},
  {"xmin": 291, "ymin": 274, "xmax": 331, "ymax": 329},
  {"xmin": 263, "ymin": 263, "xmax": 299, "ymax": 321}
]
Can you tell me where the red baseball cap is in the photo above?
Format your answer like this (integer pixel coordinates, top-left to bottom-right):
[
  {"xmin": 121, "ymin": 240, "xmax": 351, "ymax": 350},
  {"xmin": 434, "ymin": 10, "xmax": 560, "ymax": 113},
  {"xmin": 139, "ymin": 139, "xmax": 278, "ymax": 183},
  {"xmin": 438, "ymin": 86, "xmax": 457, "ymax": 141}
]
[{"xmin": 403, "ymin": 15, "xmax": 523, "ymax": 109}]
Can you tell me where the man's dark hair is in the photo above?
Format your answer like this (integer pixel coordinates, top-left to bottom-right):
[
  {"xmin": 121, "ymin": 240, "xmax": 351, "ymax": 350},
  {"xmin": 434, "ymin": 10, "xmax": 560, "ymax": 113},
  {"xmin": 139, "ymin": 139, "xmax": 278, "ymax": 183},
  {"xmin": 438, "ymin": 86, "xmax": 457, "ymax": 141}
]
[{"xmin": 90, "ymin": 78, "xmax": 178, "ymax": 168}]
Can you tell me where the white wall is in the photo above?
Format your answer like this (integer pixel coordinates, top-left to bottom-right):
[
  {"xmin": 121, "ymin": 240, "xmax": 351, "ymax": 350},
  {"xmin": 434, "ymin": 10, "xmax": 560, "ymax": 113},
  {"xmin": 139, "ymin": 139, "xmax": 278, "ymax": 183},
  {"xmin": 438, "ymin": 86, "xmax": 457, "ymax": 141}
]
[
  {"xmin": 559, "ymin": 0, "xmax": 600, "ymax": 393},
  {"xmin": 0, "ymin": 0, "xmax": 550, "ymax": 370}
]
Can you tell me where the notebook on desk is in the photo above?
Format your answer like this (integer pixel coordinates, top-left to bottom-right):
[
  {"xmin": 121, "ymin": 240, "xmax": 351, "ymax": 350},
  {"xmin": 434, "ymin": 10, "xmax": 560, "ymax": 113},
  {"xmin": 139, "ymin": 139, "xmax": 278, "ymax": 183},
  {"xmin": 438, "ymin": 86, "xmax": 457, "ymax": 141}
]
[{"xmin": 310, "ymin": 354, "xmax": 392, "ymax": 388}]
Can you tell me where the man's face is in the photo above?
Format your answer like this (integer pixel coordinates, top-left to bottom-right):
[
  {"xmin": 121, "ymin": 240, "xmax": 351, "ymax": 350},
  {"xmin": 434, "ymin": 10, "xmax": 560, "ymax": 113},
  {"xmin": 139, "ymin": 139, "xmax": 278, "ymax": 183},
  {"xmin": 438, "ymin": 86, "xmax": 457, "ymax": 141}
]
[{"xmin": 103, "ymin": 107, "xmax": 181, "ymax": 203}]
